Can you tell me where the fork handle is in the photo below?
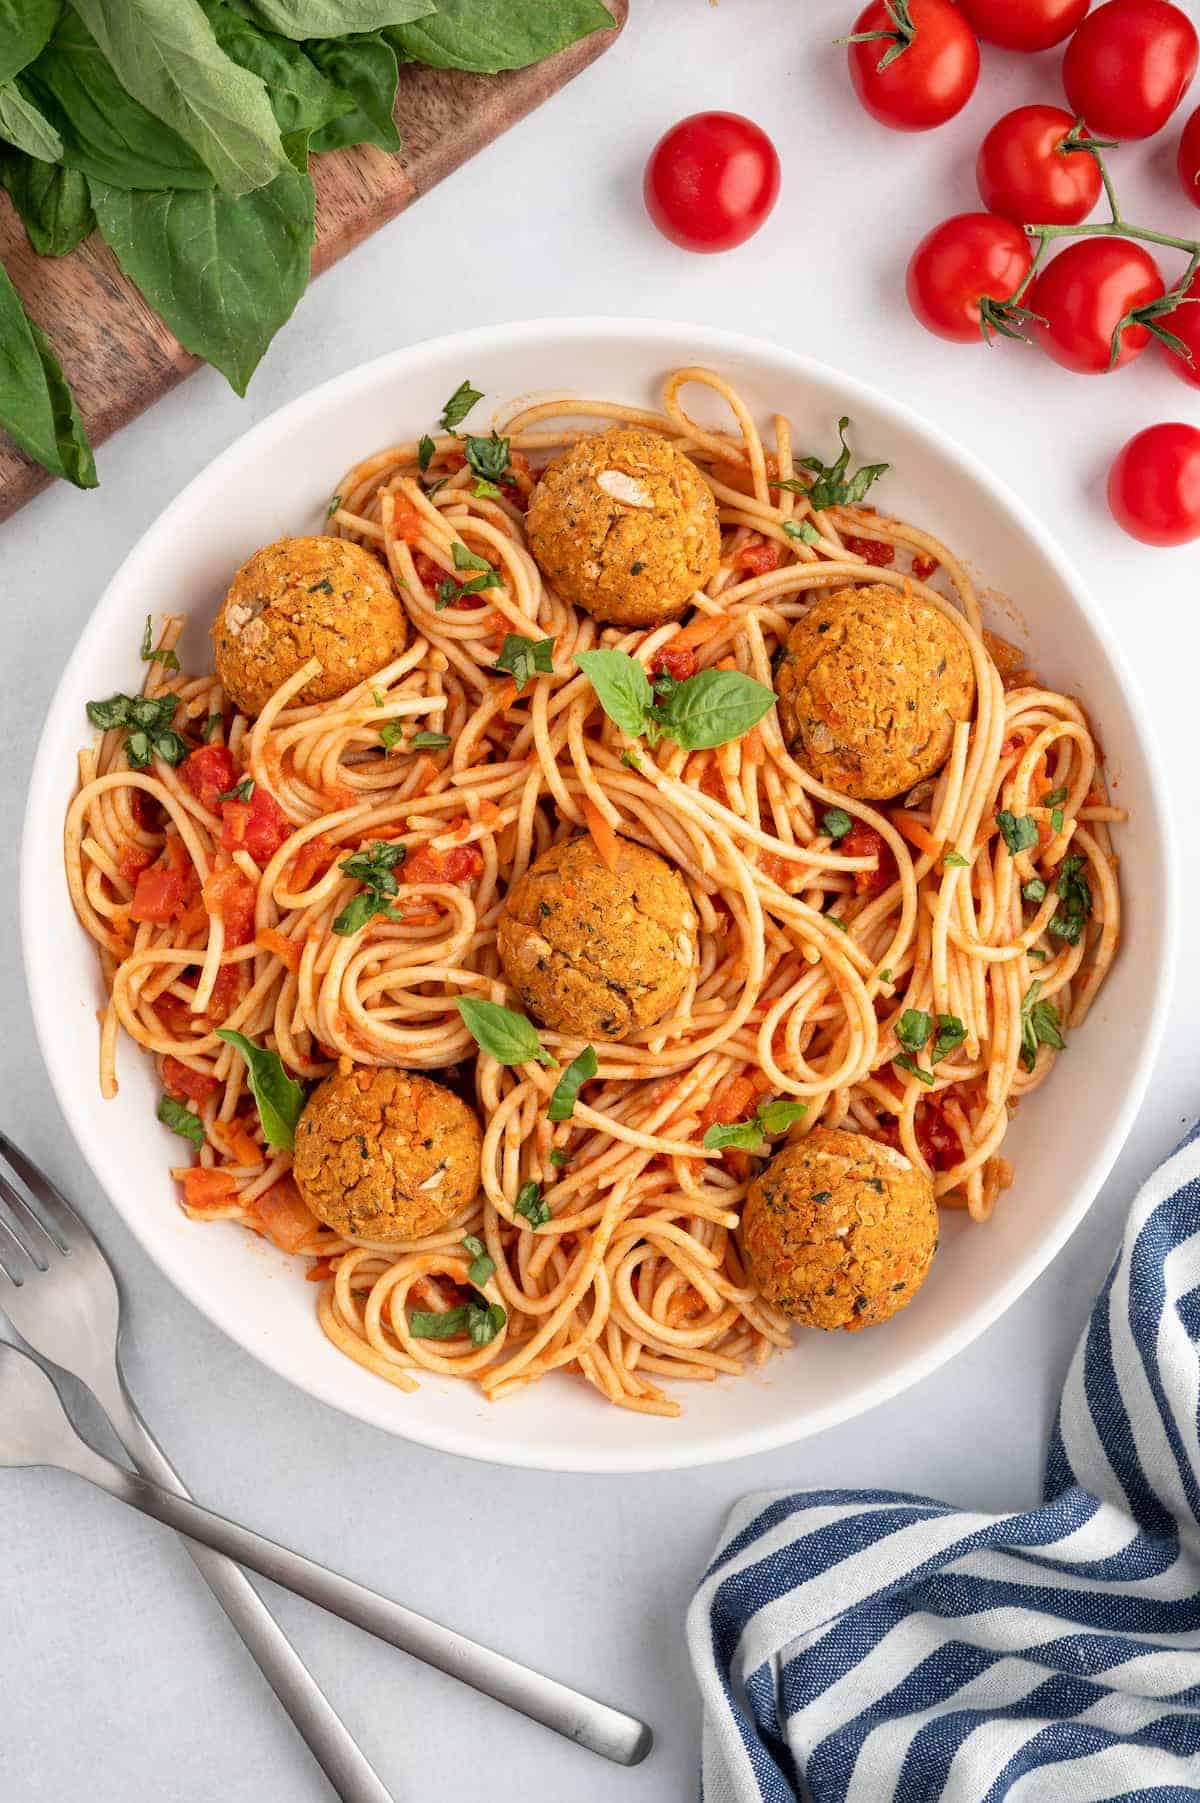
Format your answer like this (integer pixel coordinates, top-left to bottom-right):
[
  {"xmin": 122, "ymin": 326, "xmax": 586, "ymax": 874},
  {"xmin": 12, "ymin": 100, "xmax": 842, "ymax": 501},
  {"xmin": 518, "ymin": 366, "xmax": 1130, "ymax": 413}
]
[
  {"xmin": 76, "ymin": 1428, "xmax": 650, "ymax": 1767},
  {"xmin": 98, "ymin": 1376, "xmax": 396, "ymax": 1803}
]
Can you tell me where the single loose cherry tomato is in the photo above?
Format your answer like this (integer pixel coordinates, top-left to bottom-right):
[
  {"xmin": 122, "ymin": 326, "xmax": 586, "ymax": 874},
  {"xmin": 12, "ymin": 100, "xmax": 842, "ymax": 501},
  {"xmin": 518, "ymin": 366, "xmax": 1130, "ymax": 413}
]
[
  {"xmin": 1178, "ymin": 103, "xmax": 1200, "ymax": 209},
  {"xmin": 847, "ymin": 0, "xmax": 980, "ymax": 133},
  {"xmin": 643, "ymin": 112, "xmax": 780, "ymax": 253},
  {"xmin": 1027, "ymin": 237, "xmax": 1163, "ymax": 373},
  {"xmin": 958, "ymin": 0, "xmax": 1091, "ymax": 51},
  {"xmin": 977, "ymin": 106, "xmax": 1102, "ymax": 226},
  {"xmin": 906, "ymin": 213, "xmax": 1033, "ymax": 342},
  {"xmin": 1062, "ymin": 0, "xmax": 1198, "ymax": 140},
  {"xmin": 1108, "ymin": 422, "xmax": 1200, "ymax": 545}
]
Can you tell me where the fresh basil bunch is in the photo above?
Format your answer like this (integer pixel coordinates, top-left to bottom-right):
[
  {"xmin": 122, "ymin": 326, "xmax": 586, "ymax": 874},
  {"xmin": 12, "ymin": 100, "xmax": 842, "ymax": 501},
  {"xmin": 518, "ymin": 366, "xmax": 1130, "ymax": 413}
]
[{"xmin": 0, "ymin": 0, "xmax": 615, "ymax": 489}]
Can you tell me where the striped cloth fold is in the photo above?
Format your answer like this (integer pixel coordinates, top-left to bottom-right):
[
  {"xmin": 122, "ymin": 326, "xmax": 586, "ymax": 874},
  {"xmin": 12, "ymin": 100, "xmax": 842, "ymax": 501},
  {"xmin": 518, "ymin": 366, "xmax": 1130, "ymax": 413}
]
[{"xmin": 690, "ymin": 1123, "xmax": 1200, "ymax": 1802}]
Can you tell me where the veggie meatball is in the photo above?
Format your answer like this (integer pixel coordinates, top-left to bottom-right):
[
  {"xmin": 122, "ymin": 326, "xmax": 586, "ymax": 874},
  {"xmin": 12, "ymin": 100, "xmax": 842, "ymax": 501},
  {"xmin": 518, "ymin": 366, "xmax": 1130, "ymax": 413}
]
[
  {"xmin": 497, "ymin": 835, "xmax": 698, "ymax": 1041},
  {"xmin": 526, "ymin": 427, "xmax": 721, "ymax": 627},
  {"xmin": 775, "ymin": 583, "xmax": 975, "ymax": 801},
  {"xmin": 741, "ymin": 1126, "xmax": 937, "ymax": 1331},
  {"xmin": 293, "ymin": 1067, "xmax": 481, "ymax": 1243},
  {"xmin": 212, "ymin": 536, "xmax": 407, "ymax": 718}
]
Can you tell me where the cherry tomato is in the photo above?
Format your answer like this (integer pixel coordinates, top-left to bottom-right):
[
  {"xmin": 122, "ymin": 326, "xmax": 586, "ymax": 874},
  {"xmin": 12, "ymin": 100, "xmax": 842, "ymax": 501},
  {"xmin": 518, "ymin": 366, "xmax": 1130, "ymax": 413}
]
[
  {"xmin": 847, "ymin": 0, "xmax": 980, "ymax": 133},
  {"xmin": 957, "ymin": 0, "xmax": 1091, "ymax": 51},
  {"xmin": 1159, "ymin": 268, "xmax": 1200, "ymax": 386},
  {"xmin": 906, "ymin": 213, "xmax": 1033, "ymax": 343},
  {"xmin": 1178, "ymin": 103, "xmax": 1200, "ymax": 209},
  {"xmin": 977, "ymin": 106, "xmax": 1102, "ymax": 226},
  {"xmin": 1108, "ymin": 422, "xmax": 1200, "ymax": 545},
  {"xmin": 1062, "ymin": 0, "xmax": 1198, "ymax": 140},
  {"xmin": 643, "ymin": 112, "xmax": 780, "ymax": 253},
  {"xmin": 1027, "ymin": 237, "xmax": 1163, "ymax": 373}
]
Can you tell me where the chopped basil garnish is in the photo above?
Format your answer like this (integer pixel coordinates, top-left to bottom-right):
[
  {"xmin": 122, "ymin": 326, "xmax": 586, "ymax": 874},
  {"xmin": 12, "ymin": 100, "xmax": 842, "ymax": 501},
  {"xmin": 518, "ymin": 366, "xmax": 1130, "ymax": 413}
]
[
  {"xmin": 496, "ymin": 633, "xmax": 555, "ymax": 693},
  {"xmin": 473, "ymin": 478, "xmax": 503, "ymax": 500},
  {"xmin": 931, "ymin": 1014, "xmax": 966, "ymax": 1064},
  {"xmin": 462, "ymin": 1234, "xmax": 495, "ymax": 1288},
  {"xmin": 1022, "ymin": 877, "xmax": 1047, "ymax": 904},
  {"xmin": 576, "ymin": 648, "xmax": 774, "ymax": 753},
  {"xmin": 332, "ymin": 840, "xmax": 407, "ymax": 937},
  {"xmin": 783, "ymin": 518, "xmax": 822, "ymax": 546},
  {"xmin": 326, "ymin": 494, "xmax": 342, "ymax": 518},
  {"xmin": 218, "ymin": 777, "xmax": 254, "ymax": 803},
  {"xmin": 157, "ymin": 1093, "xmax": 205, "ymax": 1149},
  {"xmin": 410, "ymin": 731, "xmax": 451, "ymax": 751},
  {"xmin": 878, "ymin": 967, "xmax": 893, "ymax": 984},
  {"xmin": 464, "ymin": 431, "xmax": 510, "ymax": 481},
  {"xmin": 896, "ymin": 1009, "xmax": 933, "ymax": 1054},
  {"xmin": 409, "ymin": 1298, "xmax": 505, "ymax": 1345},
  {"xmin": 1051, "ymin": 807, "xmax": 1065, "ymax": 834},
  {"xmin": 1049, "ymin": 853, "xmax": 1092, "ymax": 946},
  {"xmin": 514, "ymin": 1179, "xmax": 551, "ymax": 1229},
  {"xmin": 1043, "ymin": 786, "xmax": 1068, "ymax": 806},
  {"xmin": 452, "ymin": 540, "xmax": 494, "ymax": 574},
  {"xmin": 86, "ymin": 691, "xmax": 188, "ymax": 769},
  {"xmin": 202, "ymin": 714, "xmax": 224, "ymax": 742},
  {"xmin": 702, "ymin": 1097, "xmax": 806, "ymax": 1155},
  {"xmin": 417, "ymin": 434, "xmax": 435, "ymax": 472},
  {"xmin": 378, "ymin": 720, "xmax": 404, "ymax": 753},
  {"xmin": 894, "ymin": 1053, "xmax": 934, "ymax": 1088},
  {"xmin": 439, "ymin": 379, "xmax": 482, "ymax": 432},
  {"xmin": 1028, "ymin": 948, "xmax": 1048, "ymax": 962},
  {"xmin": 1019, "ymin": 979, "xmax": 1066, "ymax": 1072},
  {"xmin": 215, "ymin": 1031, "xmax": 305, "ymax": 1151},
  {"xmin": 549, "ymin": 1147, "xmax": 568, "ymax": 1168},
  {"xmin": 775, "ymin": 416, "xmax": 889, "ymax": 512},
  {"xmin": 822, "ymin": 806, "xmax": 852, "ymax": 842},
  {"xmin": 141, "ymin": 616, "xmax": 180, "ymax": 674},
  {"xmin": 943, "ymin": 851, "xmax": 968, "ymax": 868},
  {"xmin": 456, "ymin": 998, "xmax": 555, "ymax": 1067},
  {"xmin": 996, "ymin": 810, "xmax": 1039, "ymax": 855},
  {"xmin": 547, "ymin": 1045, "xmax": 598, "ymax": 1122}
]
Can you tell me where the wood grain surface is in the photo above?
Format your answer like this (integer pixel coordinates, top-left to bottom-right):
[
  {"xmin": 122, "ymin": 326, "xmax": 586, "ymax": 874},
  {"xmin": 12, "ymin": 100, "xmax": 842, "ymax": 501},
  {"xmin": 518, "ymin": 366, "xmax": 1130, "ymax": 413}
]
[{"xmin": 0, "ymin": 3, "xmax": 627, "ymax": 521}]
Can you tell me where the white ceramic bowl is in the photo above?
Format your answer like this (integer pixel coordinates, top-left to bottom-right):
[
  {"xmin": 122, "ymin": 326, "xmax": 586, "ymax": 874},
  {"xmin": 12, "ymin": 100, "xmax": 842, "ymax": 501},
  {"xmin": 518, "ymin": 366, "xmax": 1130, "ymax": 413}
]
[{"xmin": 21, "ymin": 319, "xmax": 1177, "ymax": 1473}]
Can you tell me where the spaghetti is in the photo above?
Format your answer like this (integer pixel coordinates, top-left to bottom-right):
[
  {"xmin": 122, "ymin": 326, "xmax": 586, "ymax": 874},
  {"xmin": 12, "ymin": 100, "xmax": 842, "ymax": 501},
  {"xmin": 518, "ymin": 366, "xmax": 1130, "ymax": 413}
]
[{"xmin": 64, "ymin": 367, "xmax": 1122, "ymax": 1418}]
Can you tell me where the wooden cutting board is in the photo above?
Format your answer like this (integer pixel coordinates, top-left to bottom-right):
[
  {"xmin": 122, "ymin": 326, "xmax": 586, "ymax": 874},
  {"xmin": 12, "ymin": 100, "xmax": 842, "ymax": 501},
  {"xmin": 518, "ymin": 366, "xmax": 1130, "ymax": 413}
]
[{"xmin": 0, "ymin": 4, "xmax": 627, "ymax": 522}]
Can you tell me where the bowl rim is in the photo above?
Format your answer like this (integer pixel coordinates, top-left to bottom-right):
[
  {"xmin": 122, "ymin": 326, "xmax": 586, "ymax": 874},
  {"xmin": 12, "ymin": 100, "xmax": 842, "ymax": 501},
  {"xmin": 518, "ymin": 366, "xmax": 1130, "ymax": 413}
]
[{"xmin": 20, "ymin": 315, "xmax": 1180, "ymax": 1473}]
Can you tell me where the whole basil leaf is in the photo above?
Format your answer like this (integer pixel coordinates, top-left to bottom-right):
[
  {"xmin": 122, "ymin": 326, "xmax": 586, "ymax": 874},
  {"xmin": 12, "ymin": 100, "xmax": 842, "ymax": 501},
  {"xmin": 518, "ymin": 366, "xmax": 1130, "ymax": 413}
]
[
  {"xmin": 157, "ymin": 1093, "xmax": 206, "ymax": 1149},
  {"xmin": 0, "ymin": 153, "xmax": 94, "ymax": 254},
  {"xmin": 90, "ymin": 165, "xmax": 315, "ymax": 395},
  {"xmin": 26, "ymin": 13, "xmax": 215, "ymax": 190},
  {"xmin": 575, "ymin": 649, "xmax": 651, "ymax": 738},
  {"xmin": 387, "ymin": 0, "xmax": 615, "ymax": 74},
  {"xmin": 0, "ymin": 262, "xmax": 96, "ymax": 486},
  {"xmin": 69, "ymin": 0, "xmax": 289, "ymax": 196},
  {"xmin": 215, "ymin": 1029, "xmax": 305, "ymax": 1149},
  {"xmin": 656, "ymin": 667, "xmax": 774, "ymax": 751},
  {"xmin": 306, "ymin": 33, "xmax": 399, "ymax": 154},
  {"xmin": 229, "ymin": 0, "xmax": 435, "ymax": 39},
  {"xmin": 0, "ymin": 0, "xmax": 60, "ymax": 88},
  {"xmin": 202, "ymin": 0, "xmax": 349, "ymax": 137},
  {"xmin": 0, "ymin": 80, "xmax": 62, "ymax": 161},
  {"xmin": 456, "ymin": 997, "xmax": 554, "ymax": 1067}
]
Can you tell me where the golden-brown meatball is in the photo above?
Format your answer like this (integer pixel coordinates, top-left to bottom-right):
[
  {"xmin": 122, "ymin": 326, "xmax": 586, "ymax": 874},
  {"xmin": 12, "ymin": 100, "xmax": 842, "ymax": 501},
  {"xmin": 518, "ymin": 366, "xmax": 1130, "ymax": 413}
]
[
  {"xmin": 212, "ymin": 536, "xmax": 407, "ymax": 718},
  {"xmin": 774, "ymin": 583, "xmax": 975, "ymax": 801},
  {"xmin": 497, "ymin": 835, "xmax": 697, "ymax": 1041},
  {"xmin": 741, "ymin": 1127, "xmax": 937, "ymax": 1331},
  {"xmin": 526, "ymin": 427, "xmax": 720, "ymax": 627},
  {"xmin": 292, "ymin": 1067, "xmax": 481, "ymax": 1243}
]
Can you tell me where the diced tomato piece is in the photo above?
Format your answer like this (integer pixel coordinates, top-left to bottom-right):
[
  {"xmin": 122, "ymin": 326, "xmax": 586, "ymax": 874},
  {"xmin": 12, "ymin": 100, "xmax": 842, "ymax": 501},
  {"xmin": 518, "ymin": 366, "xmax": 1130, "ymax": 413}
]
[
  {"xmin": 253, "ymin": 1176, "xmax": 321, "ymax": 1254},
  {"xmin": 181, "ymin": 1168, "xmax": 237, "ymax": 1212},
  {"xmin": 182, "ymin": 745, "xmax": 238, "ymax": 813},
  {"xmin": 286, "ymin": 833, "xmax": 338, "ymax": 892},
  {"xmin": 841, "ymin": 822, "xmax": 897, "ymax": 899},
  {"xmin": 206, "ymin": 963, "xmax": 243, "ymax": 1021},
  {"xmin": 699, "ymin": 1071, "xmax": 761, "ymax": 1133},
  {"xmin": 736, "ymin": 539, "xmax": 782, "ymax": 576},
  {"xmin": 162, "ymin": 1055, "xmax": 220, "ymax": 1103},
  {"xmin": 221, "ymin": 785, "xmax": 289, "ymax": 865},
  {"xmin": 413, "ymin": 551, "xmax": 451, "ymax": 594},
  {"xmin": 391, "ymin": 499, "xmax": 424, "ymax": 545},
  {"xmin": 118, "ymin": 845, "xmax": 155, "ymax": 886},
  {"xmin": 755, "ymin": 849, "xmax": 792, "ymax": 886},
  {"xmin": 842, "ymin": 535, "xmax": 895, "ymax": 568},
  {"xmin": 877, "ymin": 1100, "xmax": 960, "ymax": 1172},
  {"xmin": 404, "ymin": 842, "xmax": 484, "ymax": 885},
  {"xmin": 651, "ymin": 645, "xmax": 698, "ymax": 684},
  {"xmin": 203, "ymin": 866, "xmax": 257, "ymax": 947},
  {"xmin": 911, "ymin": 552, "xmax": 938, "ymax": 582},
  {"xmin": 130, "ymin": 865, "xmax": 189, "ymax": 924}
]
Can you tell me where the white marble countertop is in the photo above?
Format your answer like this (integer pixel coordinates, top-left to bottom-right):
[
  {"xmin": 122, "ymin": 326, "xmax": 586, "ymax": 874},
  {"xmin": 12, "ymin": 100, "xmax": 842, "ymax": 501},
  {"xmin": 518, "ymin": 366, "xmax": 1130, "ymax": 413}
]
[{"xmin": 2, "ymin": 3, "xmax": 1198, "ymax": 1797}]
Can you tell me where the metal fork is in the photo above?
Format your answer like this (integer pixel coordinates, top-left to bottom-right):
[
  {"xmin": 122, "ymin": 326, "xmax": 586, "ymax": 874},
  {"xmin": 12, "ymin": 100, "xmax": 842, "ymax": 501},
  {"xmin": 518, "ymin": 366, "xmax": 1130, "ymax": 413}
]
[{"xmin": 0, "ymin": 1133, "xmax": 652, "ymax": 1773}]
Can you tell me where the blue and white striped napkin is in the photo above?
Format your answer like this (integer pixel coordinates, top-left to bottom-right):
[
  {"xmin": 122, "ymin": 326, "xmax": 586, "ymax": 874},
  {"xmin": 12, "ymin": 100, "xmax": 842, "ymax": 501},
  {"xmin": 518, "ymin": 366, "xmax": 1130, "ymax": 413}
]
[{"xmin": 689, "ymin": 1124, "xmax": 1200, "ymax": 1801}]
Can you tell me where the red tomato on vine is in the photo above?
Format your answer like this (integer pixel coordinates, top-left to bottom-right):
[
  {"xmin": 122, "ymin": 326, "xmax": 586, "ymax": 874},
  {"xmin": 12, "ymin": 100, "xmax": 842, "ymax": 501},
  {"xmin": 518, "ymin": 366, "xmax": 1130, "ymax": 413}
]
[
  {"xmin": 976, "ymin": 107, "xmax": 1102, "ymax": 227},
  {"xmin": 1062, "ymin": 0, "xmax": 1198, "ymax": 141},
  {"xmin": 957, "ymin": 0, "xmax": 1091, "ymax": 52},
  {"xmin": 846, "ymin": 0, "xmax": 980, "ymax": 133},
  {"xmin": 906, "ymin": 214, "xmax": 1034, "ymax": 343},
  {"xmin": 1027, "ymin": 238, "xmax": 1164, "ymax": 373}
]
